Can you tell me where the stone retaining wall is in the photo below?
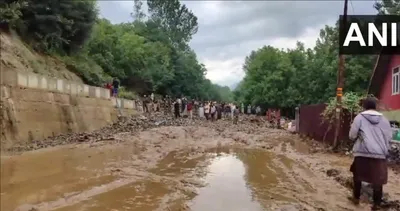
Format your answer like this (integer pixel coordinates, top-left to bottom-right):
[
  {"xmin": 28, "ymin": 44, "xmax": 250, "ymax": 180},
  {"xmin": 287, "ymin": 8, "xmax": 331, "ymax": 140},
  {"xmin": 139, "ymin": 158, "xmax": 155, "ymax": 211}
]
[{"xmin": 0, "ymin": 70, "xmax": 139, "ymax": 149}]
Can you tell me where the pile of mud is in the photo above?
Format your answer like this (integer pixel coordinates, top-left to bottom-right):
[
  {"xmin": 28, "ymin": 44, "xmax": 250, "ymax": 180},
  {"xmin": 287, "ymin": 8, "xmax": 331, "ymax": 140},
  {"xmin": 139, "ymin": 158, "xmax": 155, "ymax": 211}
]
[
  {"xmin": 7, "ymin": 114, "xmax": 267, "ymax": 152},
  {"xmin": 388, "ymin": 144, "xmax": 400, "ymax": 164},
  {"xmin": 7, "ymin": 113, "xmax": 192, "ymax": 152}
]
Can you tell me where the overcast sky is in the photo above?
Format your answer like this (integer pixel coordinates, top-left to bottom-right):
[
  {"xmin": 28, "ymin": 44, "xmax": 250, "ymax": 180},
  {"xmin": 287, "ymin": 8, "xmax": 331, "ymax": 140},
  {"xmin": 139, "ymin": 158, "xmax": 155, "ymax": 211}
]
[{"xmin": 98, "ymin": 1, "xmax": 377, "ymax": 88}]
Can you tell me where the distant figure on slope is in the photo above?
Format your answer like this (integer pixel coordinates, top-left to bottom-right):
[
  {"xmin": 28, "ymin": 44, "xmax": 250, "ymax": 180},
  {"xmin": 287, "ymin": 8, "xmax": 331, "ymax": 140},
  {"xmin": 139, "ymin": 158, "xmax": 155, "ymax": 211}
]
[
  {"xmin": 112, "ymin": 78, "xmax": 119, "ymax": 97},
  {"xmin": 348, "ymin": 97, "xmax": 392, "ymax": 210}
]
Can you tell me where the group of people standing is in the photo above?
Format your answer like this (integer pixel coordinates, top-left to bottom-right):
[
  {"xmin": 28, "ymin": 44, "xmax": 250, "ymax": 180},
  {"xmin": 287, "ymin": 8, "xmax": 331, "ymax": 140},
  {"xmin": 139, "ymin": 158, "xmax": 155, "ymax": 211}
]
[
  {"xmin": 168, "ymin": 99, "xmax": 241, "ymax": 124},
  {"xmin": 141, "ymin": 94, "xmax": 264, "ymax": 126}
]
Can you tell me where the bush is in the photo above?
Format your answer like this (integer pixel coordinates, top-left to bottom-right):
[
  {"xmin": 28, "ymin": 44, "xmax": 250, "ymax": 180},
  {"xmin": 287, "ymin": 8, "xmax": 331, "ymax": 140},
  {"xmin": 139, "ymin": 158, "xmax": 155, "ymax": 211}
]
[
  {"xmin": 61, "ymin": 54, "xmax": 111, "ymax": 86},
  {"xmin": 118, "ymin": 87, "xmax": 137, "ymax": 100}
]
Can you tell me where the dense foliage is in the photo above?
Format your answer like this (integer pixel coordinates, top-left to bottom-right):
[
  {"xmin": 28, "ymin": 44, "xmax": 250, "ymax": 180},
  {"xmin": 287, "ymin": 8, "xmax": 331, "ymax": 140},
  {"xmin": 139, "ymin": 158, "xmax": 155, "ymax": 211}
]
[
  {"xmin": 0, "ymin": 0, "xmax": 232, "ymax": 101},
  {"xmin": 233, "ymin": 1, "xmax": 399, "ymax": 108}
]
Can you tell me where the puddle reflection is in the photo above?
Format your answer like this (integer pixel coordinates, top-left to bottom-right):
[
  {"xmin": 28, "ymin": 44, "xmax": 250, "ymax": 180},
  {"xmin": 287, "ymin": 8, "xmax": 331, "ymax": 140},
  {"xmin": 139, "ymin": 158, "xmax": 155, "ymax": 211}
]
[{"xmin": 189, "ymin": 153, "xmax": 264, "ymax": 211}]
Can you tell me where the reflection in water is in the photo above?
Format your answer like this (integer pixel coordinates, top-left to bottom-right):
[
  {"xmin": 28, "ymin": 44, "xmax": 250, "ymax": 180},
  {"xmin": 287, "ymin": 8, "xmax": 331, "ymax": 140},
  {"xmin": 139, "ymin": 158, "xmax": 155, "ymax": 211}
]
[
  {"xmin": 0, "ymin": 146, "xmax": 130, "ymax": 211},
  {"xmin": 2, "ymin": 145, "xmax": 310, "ymax": 211},
  {"xmin": 238, "ymin": 149, "xmax": 296, "ymax": 204},
  {"xmin": 189, "ymin": 153, "xmax": 264, "ymax": 211}
]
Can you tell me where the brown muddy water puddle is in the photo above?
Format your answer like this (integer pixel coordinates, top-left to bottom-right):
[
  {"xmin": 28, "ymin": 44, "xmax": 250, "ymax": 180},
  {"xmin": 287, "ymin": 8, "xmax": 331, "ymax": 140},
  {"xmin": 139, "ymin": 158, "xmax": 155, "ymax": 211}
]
[{"xmin": 2, "ymin": 143, "xmax": 351, "ymax": 211}]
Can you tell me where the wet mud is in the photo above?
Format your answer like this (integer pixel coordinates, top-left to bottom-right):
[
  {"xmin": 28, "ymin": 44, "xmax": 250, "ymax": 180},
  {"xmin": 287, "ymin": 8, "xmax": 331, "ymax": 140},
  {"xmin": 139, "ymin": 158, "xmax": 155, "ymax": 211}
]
[{"xmin": 1, "ymin": 115, "xmax": 400, "ymax": 211}]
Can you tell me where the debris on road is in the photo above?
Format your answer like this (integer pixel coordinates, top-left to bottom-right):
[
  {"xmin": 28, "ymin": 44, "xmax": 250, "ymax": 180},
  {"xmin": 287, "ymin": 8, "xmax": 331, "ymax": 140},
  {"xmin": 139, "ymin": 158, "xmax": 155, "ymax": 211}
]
[{"xmin": 7, "ymin": 114, "xmax": 270, "ymax": 152}]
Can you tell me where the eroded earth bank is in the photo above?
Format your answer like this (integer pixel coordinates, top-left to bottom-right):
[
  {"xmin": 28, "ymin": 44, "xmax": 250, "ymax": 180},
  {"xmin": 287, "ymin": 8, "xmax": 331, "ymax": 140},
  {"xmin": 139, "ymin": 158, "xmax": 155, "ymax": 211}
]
[{"xmin": 1, "ymin": 114, "xmax": 400, "ymax": 211}]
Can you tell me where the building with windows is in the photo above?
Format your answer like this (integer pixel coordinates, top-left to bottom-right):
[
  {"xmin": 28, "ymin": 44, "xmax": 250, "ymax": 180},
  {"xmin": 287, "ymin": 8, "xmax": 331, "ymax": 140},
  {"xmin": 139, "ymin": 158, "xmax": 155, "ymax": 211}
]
[{"xmin": 368, "ymin": 54, "xmax": 400, "ymax": 121}]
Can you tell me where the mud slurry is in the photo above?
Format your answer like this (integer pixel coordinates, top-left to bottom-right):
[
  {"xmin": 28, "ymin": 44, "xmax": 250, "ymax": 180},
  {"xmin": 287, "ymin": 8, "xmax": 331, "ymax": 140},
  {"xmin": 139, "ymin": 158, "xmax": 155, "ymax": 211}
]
[{"xmin": 1, "ymin": 124, "xmax": 400, "ymax": 211}]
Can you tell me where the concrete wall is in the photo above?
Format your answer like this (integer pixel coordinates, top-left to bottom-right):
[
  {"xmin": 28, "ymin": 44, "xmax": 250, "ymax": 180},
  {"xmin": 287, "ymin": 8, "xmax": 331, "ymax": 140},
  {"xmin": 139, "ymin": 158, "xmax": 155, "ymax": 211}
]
[
  {"xmin": 1, "ymin": 69, "xmax": 137, "ymax": 109},
  {"xmin": 0, "ymin": 70, "xmax": 139, "ymax": 149}
]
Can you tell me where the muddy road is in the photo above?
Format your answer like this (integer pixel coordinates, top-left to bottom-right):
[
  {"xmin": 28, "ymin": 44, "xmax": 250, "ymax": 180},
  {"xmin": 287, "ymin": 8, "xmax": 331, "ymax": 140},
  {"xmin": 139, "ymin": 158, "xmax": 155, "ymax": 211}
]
[{"xmin": 1, "ymin": 114, "xmax": 400, "ymax": 211}]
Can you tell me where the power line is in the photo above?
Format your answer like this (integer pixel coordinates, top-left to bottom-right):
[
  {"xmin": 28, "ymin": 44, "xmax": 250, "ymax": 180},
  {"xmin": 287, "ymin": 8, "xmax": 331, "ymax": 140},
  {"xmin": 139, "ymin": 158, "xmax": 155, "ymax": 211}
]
[{"xmin": 349, "ymin": 0, "xmax": 355, "ymax": 14}]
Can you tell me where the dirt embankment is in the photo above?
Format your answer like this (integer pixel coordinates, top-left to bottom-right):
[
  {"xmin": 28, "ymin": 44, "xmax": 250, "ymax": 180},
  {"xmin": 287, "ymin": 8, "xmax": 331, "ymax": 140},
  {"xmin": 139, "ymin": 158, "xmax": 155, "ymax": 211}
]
[
  {"xmin": 2, "ymin": 114, "xmax": 399, "ymax": 211},
  {"xmin": 0, "ymin": 31, "xmax": 82, "ymax": 82}
]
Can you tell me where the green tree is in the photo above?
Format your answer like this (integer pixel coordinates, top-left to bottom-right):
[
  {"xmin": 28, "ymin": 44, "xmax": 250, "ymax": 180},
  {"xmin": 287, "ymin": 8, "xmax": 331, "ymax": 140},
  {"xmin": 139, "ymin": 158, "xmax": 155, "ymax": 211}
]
[
  {"xmin": 147, "ymin": 0, "xmax": 198, "ymax": 48},
  {"xmin": 234, "ymin": 24, "xmax": 375, "ymax": 108},
  {"xmin": 374, "ymin": 0, "xmax": 400, "ymax": 14},
  {"xmin": 5, "ymin": 0, "xmax": 98, "ymax": 53}
]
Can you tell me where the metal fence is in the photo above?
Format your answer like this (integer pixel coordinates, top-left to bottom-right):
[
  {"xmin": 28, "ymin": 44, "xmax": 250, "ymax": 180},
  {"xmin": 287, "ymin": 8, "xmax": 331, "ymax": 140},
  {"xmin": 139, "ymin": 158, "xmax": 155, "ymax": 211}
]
[{"xmin": 298, "ymin": 104, "xmax": 352, "ymax": 145}]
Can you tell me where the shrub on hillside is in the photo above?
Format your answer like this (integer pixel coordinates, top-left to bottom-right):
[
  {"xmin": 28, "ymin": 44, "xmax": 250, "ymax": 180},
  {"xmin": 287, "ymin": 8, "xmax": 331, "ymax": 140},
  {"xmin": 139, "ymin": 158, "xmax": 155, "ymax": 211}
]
[
  {"xmin": 2, "ymin": 0, "xmax": 98, "ymax": 54},
  {"xmin": 61, "ymin": 54, "xmax": 111, "ymax": 86}
]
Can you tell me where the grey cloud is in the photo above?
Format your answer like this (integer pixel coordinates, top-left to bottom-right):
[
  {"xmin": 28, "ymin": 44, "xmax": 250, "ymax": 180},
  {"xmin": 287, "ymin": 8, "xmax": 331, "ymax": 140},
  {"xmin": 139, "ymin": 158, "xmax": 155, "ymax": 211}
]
[
  {"xmin": 98, "ymin": 1, "xmax": 377, "ymax": 86},
  {"xmin": 190, "ymin": 1, "xmax": 376, "ymax": 59},
  {"xmin": 97, "ymin": 1, "xmax": 132, "ymax": 23}
]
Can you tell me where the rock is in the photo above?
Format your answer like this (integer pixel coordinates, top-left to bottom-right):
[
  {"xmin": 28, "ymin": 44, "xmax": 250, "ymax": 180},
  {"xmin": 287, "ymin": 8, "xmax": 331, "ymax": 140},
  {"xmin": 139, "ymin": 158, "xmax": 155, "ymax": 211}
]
[{"xmin": 326, "ymin": 169, "xmax": 340, "ymax": 177}]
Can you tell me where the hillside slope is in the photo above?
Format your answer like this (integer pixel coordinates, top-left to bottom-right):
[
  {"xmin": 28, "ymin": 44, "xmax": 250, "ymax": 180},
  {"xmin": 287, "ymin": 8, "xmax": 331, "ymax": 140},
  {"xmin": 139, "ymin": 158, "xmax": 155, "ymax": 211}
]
[{"xmin": 1, "ymin": 31, "xmax": 83, "ymax": 82}]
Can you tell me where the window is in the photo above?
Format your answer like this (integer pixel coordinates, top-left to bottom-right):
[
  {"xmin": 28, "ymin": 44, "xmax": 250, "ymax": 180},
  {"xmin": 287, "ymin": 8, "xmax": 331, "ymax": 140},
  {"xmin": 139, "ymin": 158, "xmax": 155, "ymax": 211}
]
[{"xmin": 393, "ymin": 67, "xmax": 400, "ymax": 95}]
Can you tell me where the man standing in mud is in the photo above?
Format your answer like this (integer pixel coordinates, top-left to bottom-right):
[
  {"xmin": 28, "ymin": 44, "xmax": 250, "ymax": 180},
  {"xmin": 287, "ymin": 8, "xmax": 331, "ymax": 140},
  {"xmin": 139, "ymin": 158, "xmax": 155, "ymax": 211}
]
[
  {"xmin": 187, "ymin": 100, "xmax": 194, "ymax": 119},
  {"xmin": 217, "ymin": 102, "xmax": 222, "ymax": 120},
  {"xmin": 348, "ymin": 97, "xmax": 392, "ymax": 210},
  {"xmin": 210, "ymin": 102, "xmax": 216, "ymax": 121},
  {"xmin": 142, "ymin": 95, "xmax": 150, "ymax": 113},
  {"xmin": 204, "ymin": 101, "xmax": 210, "ymax": 120},
  {"xmin": 174, "ymin": 98, "xmax": 180, "ymax": 118},
  {"xmin": 177, "ymin": 97, "xmax": 182, "ymax": 114},
  {"xmin": 233, "ymin": 105, "xmax": 239, "ymax": 124},
  {"xmin": 163, "ymin": 95, "xmax": 170, "ymax": 115}
]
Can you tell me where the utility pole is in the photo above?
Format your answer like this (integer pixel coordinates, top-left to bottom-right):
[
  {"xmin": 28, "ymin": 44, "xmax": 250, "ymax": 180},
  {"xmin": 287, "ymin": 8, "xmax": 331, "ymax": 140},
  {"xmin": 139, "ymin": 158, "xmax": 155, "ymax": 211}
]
[{"xmin": 333, "ymin": 0, "xmax": 349, "ymax": 150}]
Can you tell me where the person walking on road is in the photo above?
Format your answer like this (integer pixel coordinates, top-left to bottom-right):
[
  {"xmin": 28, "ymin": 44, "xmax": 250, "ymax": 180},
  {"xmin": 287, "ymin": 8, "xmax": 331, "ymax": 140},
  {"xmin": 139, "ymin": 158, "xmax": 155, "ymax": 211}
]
[{"xmin": 348, "ymin": 97, "xmax": 392, "ymax": 210}]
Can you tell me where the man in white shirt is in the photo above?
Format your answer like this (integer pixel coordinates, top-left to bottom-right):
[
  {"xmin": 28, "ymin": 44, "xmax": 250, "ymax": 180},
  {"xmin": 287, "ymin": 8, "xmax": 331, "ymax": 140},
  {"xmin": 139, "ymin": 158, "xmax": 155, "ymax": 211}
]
[
  {"xmin": 210, "ymin": 103, "xmax": 216, "ymax": 121},
  {"xmin": 204, "ymin": 102, "xmax": 210, "ymax": 120}
]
